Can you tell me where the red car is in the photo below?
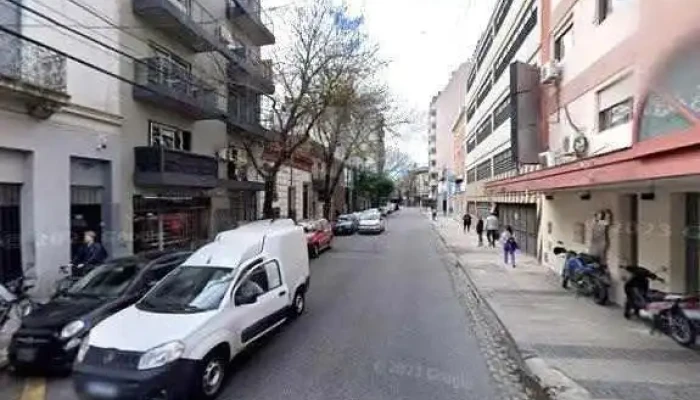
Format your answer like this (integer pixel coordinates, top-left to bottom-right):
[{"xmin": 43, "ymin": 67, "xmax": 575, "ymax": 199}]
[{"xmin": 301, "ymin": 219, "xmax": 333, "ymax": 258}]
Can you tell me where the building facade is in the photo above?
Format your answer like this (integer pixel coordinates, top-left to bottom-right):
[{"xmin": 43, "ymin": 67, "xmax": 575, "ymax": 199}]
[
  {"xmin": 487, "ymin": 0, "xmax": 700, "ymax": 303},
  {"xmin": 463, "ymin": 0, "xmax": 542, "ymax": 256},
  {"xmin": 120, "ymin": 0, "xmax": 274, "ymax": 255},
  {"xmin": 0, "ymin": 1, "xmax": 123, "ymax": 295}
]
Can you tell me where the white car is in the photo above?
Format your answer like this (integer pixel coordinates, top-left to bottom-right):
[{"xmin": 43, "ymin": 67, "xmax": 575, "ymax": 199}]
[
  {"xmin": 358, "ymin": 211, "xmax": 386, "ymax": 234},
  {"xmin": 73, "ymin": 220, "xmax": 310, "ymax": 400}
]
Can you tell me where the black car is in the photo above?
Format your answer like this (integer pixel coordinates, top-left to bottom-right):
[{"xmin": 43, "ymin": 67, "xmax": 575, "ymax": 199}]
[
  {"xmin": 333, "ymin": 214, "xmax": 359, "ymax": 235},
  {"xmin": 8, "ymin": 251, "xmax": 191, "ymax": 372}
]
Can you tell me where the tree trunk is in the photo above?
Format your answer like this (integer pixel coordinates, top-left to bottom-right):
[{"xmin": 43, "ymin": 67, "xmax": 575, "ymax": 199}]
[
  {"xmin": 322, "ymin": 168, "xmax": 333, "ymax": 219},
  {"xmin": 263, "ymin": 171, "xmax": 277, "ymax": 219}
]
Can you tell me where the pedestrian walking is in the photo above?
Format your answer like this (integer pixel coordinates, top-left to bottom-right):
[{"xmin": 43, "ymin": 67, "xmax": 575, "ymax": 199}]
[
  {"xmin": 431, "ymin": 207, "xmax": 437, "ymax": 221},
  {"xmin": 501, "ymin": 226, "xmax": 518, "ymax": 268},
  {"xmin": 475, "ymin": 218, "xmax": 484, "ymax": 247},
  {"xmin": 462, "ymin": 213, "xmax": 472, "ymax": 233},
  {"xmin": 485, "ymin": 212, "xmax": 499, "ymax": 247}
]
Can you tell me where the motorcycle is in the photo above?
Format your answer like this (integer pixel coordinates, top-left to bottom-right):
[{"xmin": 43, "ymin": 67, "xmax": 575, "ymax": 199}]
[
  {"xmin": 55, "ymin": 263, "xmax": 94, "ymax": 294},
  {"xmin": 0, "ymin": 276, "xmax": 36, "ymax": 332},
  {"xmin": 553, "ymin": 245, "xmax": 610, "ymax": 305},
  {"xmin": 622, "ymin": 265, "xmax": 699, "ymax": 347}
]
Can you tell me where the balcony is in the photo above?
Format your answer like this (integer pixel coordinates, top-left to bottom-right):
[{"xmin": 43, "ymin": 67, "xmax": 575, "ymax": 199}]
[
  {"xmin": 227, "ymin": 89, "xmax": 274, "ymax": 140},
  {"xmin": 132, "ymin": 0, "xmax": 227, "ymax": 55},
  {"xmin": 228, "ymin": 50, "xmax": 274, "ymax": 94},
  {"xmin": 133, "ymin": 56, "xmax": 226, "ymax": 120},
  {"xmin": 0, "ymin": 33, "xmax": 70, "ymax": 118},
  {"xmin": 134, "ymin": 146, "xmax": 219, "ymax": 189},
  {"xmin": 226, "ymin": 0, "xmax": 275, "ymax": 46},
  {"xmin": 219, "ymin": 163, "xmax": 265, "ymax": 191}
]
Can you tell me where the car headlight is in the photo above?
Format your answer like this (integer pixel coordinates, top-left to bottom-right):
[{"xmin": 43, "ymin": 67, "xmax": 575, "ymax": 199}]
[
  {"xmin": 138, "ymin": 341, "xmax": 185, "ymax": 370},
  {"xmin": 75, "ymin": 334, "xmax": 90, "ymax": 363},
  {"xmin": 60, "ymin": 320, "xmax": 86, "ymax": 339}
]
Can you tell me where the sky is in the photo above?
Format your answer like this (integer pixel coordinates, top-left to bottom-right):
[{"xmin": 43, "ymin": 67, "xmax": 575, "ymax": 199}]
[{"xmin": 265, "ymin": 0, "xmax": 497, "ymax": 166}]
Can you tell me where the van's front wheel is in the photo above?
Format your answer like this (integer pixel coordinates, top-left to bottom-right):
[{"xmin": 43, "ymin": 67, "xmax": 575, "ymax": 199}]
[
  {"xmin": 291, "ymin": 290, "xmax": 306, "ymax": 318},
  {"xmin": 195, "ymin": 351, "xmax": 227, "ymax": 399}
]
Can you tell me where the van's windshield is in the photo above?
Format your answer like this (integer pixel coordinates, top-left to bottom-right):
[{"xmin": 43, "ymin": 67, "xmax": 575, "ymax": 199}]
[{"xmin": 137, "ymin": 266, "xmax": 235, "ymax": 313}]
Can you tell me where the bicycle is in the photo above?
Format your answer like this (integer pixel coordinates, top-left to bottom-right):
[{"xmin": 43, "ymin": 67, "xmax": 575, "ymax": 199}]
[{"xmin": 0, "ymin": 276, "xmax": 36, "ymax": 333}]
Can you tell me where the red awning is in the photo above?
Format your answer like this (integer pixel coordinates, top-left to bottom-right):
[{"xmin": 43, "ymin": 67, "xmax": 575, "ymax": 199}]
[{"xmin": 485, "ymin": 128, "xmax": 700, "ymax": 194}]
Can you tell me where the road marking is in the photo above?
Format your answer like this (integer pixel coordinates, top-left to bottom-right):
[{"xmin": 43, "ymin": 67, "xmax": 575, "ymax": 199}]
[{"xmin": 20, "ymin": 377, "xmax": 46, "ymax": 400}]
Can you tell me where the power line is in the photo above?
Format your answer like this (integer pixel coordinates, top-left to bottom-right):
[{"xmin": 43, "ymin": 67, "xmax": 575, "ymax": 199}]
[{"xmin": 1, "ymin": 0, "xmax": 232, "ymax": 95}]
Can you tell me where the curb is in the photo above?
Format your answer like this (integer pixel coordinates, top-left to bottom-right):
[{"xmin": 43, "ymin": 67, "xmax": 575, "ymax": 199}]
[{"xmin": 429, "ymin": 217, "xmax": 592, "ymax": 400}]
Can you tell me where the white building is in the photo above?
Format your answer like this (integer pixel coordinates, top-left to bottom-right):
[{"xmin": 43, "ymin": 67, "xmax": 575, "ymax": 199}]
[
  {"xmin": 0, "ymin": 0, "xmax": 123, "ymax": 295},
  {"xmin": 463, "ymin": 0, "xmax": 542, "ymax": 256}
]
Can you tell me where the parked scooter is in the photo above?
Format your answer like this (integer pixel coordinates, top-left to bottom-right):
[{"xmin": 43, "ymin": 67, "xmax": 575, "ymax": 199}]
[
  {"xmin": 55, "ymin": 263, "xmax": 94, "ymax": 294},
  {"xmin": 553, "ymin": 244, "xmax": 610, "ymax": 305},
  {"xmin": 622, "ymin": 265, "xmax": 699, "ymax": 347}
]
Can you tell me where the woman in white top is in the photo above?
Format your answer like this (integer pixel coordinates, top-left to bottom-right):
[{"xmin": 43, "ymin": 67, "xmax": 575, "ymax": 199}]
[{"xmin": 500, "ymin": 226, "xmax": 518, "ymax": 268}]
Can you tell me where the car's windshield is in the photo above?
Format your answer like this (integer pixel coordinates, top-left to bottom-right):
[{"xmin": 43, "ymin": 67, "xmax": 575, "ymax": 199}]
[
  {"xmin": 67, "ymin": 261, "xmax": 141, "ymax": 298},
  {"xmin": 338, "ymin": 215, "xmax": 352, "ymax": 221},
  {"xmin": 360, "ymin": 213, "xmax": 380, "ymax": 221},
  {"xmin": 137, "ymin": 266, "xmax": 235, "ymax": 313}
]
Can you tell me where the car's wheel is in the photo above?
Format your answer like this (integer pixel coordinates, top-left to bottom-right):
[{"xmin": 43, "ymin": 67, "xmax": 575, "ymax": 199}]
[
  {"xmin": 195, "ymin": 350, "xmax": 228, "ymax": 400},
  {"xmin": 290, "ymin": 289, "xmax": 306, "ymax": 318}
]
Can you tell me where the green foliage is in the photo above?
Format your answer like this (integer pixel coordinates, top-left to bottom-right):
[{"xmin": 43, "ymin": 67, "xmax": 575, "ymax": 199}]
[{"xmin": 356, "ymin": 171, "xmax": 394, "ymax": 205}]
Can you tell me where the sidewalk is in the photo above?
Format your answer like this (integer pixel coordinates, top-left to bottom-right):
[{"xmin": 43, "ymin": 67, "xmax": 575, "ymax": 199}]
[{"xmin": 430, "ymin": 214, "xmax": 700, "ymax": 400}]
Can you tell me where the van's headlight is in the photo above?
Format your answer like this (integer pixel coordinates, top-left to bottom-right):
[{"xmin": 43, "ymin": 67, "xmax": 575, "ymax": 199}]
[
  {"xmin": 75, "ymin": 334, "xmax": 91, "ymax": 363},
  {"xmin": 138, "ymin": 341, "xmax": 185, "ymax": 370},
  {"xmin": 60, "ymin": 320, "xmax": 85, "ymax": 339}
]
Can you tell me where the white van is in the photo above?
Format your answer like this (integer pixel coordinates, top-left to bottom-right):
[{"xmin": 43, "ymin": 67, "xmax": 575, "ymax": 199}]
[{"xmin": 73, "ymin": 220, "xmax": 310, "ymax": 400}]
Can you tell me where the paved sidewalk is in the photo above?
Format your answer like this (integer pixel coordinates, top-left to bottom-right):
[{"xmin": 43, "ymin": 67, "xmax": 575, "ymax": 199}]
[{"xmin": 430, "ymin": 214, "xmax": 700, "ymax": 400}]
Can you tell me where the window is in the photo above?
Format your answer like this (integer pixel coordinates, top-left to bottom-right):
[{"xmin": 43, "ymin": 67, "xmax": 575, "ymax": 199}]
[
  {"xmin": 476, "ymin": 79, "xmax": 493, "ymax": 109},
  {"xmin": 599, "ymin": 98, "xmax": 633, "ymax": 131},
  {"xmin": 475, "ymin": 118, "xmax": 493, "ymax": 144},
  {"xmin": 494, "ymin": 9, "xmax": 538, "ymax": 80},
  {"xmin": 467, "ymin": 135, "xmax": 476, "ymax": 152},
  {"xmin": 151, "ymin": 43, "xmax": 190, "ymax": 72},
  {"xmin": 430, "ymin": 160, "xmax": 437, "ymax": 167},
  {"xmin": 264, "ymin": 260, "xmax": 282, "ymax": 290},
  {"xmin": 467, "ymin": 167, "xmax": 477, "ymax": 183},
  {"xmin": 494, "ymin": 0, "xmax": 515, "ymax": 33},
  {"xmin": 492, "ymin": 148, "xmax": 516, "ymax": 176},
  {"xmin": 493, "ymin": 96, "xmax": 511, "ymax": 129},
  {"xmin": 476, "ymin": 159, "xmax": 492, "ymax": 181},
  {"xmin": 149, "ymin": 121, "xmax": 191, "ymax": 151},
  {"xmin": 476, "ymin": 32, "xmax": 493, "ymax": 69},
  {"xmin": 554, "ymin": 25, "xmax": 573, "ymax": 62},
  {"xmin": 137, "ymin": 266, "xmax": 235, "ymax": 312}
]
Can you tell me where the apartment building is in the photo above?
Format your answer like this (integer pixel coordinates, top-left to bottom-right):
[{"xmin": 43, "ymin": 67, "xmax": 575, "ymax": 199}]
[
  {"xmin": 487, "ymin": 0, "xmax": 700, "ymax": 303},
  {"xmin": 0, "ymin": 1, "xmax": 123, "ymax": 294},
  {"xmin": 120, "ymin": 0, "xmax": 274, "ymax": 254},
  {"xmin": 430, "ymin": 61, "xmax": 470, "ymax": 215},
  {"xmin": 463, "ymin": 0, "xmax": 541, "ymax": 256}
]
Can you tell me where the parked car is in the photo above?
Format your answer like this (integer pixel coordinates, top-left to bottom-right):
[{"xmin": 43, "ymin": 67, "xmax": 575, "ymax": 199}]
[
  {"xmin": 358, "ymin": 211, "xmax": 386, "ymax": 234},
  {"xmin": 378, "ymin": 207, "xmax": 388, "ymax": 217},
  {"xmin": 73, "ymin": 220, "xmax": 310, "ymax": 400},
  {"xmin": 8, "ymin": 251, "xmax": 191, "ymax": 372},
  {"xmin": 333, "ymin": 214, "xmax": 359, "ymax": 235},
  {"xmin": 301, "ymin": 219, "xmax": 333, "ymax": 258}
]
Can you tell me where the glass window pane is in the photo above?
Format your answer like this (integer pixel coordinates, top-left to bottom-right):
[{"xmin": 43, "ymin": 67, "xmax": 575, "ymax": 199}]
[{"xmin": 265, "ymin": 261, "xmax": 282, "ymax": 289}]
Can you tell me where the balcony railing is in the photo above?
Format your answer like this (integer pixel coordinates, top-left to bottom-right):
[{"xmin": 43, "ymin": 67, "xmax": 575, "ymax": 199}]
[
  {"xmin": 134, "ymin": 146, "xmax": 219, "ymax": 188},
  {"xmin": 0, "ymin": 32, "xmax": 69, "ymax": 114},
  {"xmin": 133, "ymin": 56, "xmax": 226, "ymax": 120},
  {"xmin": 226, "ymin": 0, "xmax": 275, "ymax": 46},
  {"xmin": 133, "ymin": 0, "xmax": 226, "ymax": 54}
]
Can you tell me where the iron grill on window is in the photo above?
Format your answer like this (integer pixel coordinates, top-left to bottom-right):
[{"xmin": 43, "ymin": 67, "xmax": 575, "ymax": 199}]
[
  {"xmin": 476, "ymin": 160, "xmax": 492, "ymax": 181},
  {"xmin": 493, "ymin": 96, "xmax": 511, "ymax": 129},
  {"xmin": 467, "ymin": 167, "xmax": 477, "ymax": 183},
  {"xmin": 492, "ymin": 148, "xmax": 515, "ymax": 176},
  {"xmin": 494, "ymin": 8, "xmax": 538, "ymax": 80},
  {"xmin": 475, "ymin": 118, "xmax": 493, "ymax": 144}
]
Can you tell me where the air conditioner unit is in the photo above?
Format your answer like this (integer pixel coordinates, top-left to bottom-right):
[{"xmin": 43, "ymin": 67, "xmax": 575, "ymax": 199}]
[
  {"xmin": 540, "ymin": 61, "xmax": 561, "ymax": 84},
  {"xmin": 538, "ymin": 151, "xmax": 556, "ymax": 167}
]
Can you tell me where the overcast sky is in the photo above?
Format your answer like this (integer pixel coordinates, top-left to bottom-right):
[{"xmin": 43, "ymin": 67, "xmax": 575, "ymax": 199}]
[{"xmin": 266, "ymin": 0, "xmax": 497, "ymax": 166}]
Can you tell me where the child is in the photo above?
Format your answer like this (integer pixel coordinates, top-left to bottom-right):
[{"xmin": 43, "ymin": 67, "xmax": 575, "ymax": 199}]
[{"xmin": 501, "ymin": 226, "xmax": 518, "ymax": 268}]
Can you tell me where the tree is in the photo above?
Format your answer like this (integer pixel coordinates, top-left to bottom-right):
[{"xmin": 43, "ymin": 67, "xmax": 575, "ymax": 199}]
[
  {"xmin": 355, "ymin": 171, "xmax": 395, "ymax": 206},
  {"xmin": 384, "ymin": 146, "xmax": 415, "ymax": 180},
  {"xmin": 239, "ymin": 0, "xmax": 380, "ymax": 218}
]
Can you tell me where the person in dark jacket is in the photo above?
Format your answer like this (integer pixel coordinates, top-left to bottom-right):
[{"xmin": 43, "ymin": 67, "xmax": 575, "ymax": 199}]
[
  {"xmin": 71, "ymin": 230, "xmax": 108, "ymax": 275},
  {"xmin": 475, "ymin": 218, "xmax": 484, "ymax": 246},
  {"xmin": 462, "ymin": 213, "xmax": 472, "ymax": 233}
]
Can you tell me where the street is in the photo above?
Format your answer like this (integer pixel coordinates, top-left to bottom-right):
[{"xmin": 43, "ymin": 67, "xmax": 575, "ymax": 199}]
[{"xmin": 3, "ymin": 209, "xmax": 522, "ymax": 400}]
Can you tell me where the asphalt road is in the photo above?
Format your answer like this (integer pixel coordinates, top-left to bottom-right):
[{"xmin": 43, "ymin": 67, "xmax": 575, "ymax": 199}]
[{"xmin": 8, "ymin": 209, "xmax": 504, "ymax": 400}]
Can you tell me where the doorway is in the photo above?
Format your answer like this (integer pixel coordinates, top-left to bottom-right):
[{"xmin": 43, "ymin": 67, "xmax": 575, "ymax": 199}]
[
  {"xmin": 685, "ymin": 193, "xmax": 700, "ymax": 293},
  {"xmin": 0, "ymin": 184, "xmax": 21, "ymax": 284}
]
